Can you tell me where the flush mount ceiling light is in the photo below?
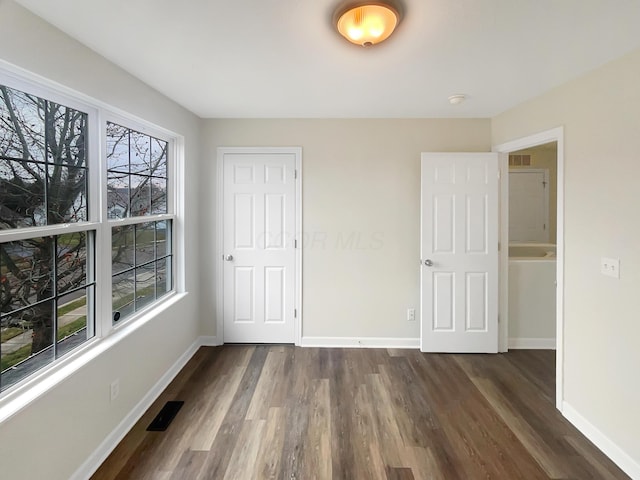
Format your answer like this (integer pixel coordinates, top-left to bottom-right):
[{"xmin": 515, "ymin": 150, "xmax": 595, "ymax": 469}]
[{"xmin": 334, "ymin": 2, "xmax": 402, "ymax": 47}]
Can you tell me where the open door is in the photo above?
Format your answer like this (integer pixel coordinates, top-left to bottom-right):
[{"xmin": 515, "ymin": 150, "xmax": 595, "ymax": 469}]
[{"xmin": 420, "ymin": 153, "xmax": 499, "ymax": 353}]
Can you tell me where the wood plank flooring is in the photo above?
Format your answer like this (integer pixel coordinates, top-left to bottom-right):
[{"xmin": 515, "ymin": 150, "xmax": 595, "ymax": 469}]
[{"xmin": 92, "ymin": 347, "xmax": 629, "ymax": 479}]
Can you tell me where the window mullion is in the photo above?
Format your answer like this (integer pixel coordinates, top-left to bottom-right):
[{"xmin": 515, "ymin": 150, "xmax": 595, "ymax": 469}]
[
  {"xmin": 127, "ymin": 130, "xmax": 132, "ymax": 217},
  {"xmin": 152, "ymin": 222, "xmax": 157, "ymax": 301},
  {"xmin": 98, "ymin": 221, "xmax": 113, "ymax": 332},
  {"xmin": 87, "ymin": 231, "xmax": 96, "ymax": 339},
  {"xmin": 52, "ymin": 235, "xmax": 58, "ymax": 359},
  {"xmin": 43, "ymin": 100, "xmax": 50, "ymax": 227},
  {"xmin": 133, "ymin": 223, "xmax": 137, "ymax": 313},
  {"xmin": 88, "ymin": 109, "xmax": 104, "ymax": 340},
  {"xmin": 97, "ymin": 113, "xmax": 113, "ymax": 337}
]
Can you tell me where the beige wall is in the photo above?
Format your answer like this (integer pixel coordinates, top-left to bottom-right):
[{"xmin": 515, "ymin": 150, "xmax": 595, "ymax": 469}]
[
  {"xmin": 508, "ymin": 260, "xmax": 556, "ymax": 341},
  {"xmin": 3, "ymin": 0, "xmax": 638, "ymax": 476},
  {"xmin": 0, "ymin": 2, "xmax": 202, "ymax": 479},
  {"xmin": 510, "ymin": 143, "xmax": 558, "ymax": 243},
  {"xmin": 493, "ymin": 48, "xmax": 640, "ymax": 469},
  {"xmin": 200, "ymin": 119, "xmax": 491, "ymax": 340}
]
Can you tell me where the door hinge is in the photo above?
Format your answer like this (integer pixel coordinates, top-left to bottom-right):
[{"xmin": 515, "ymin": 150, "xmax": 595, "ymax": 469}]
[
  {"xmin": 294, "ymin": 239, "xmax": 297, "ymax": 248},
  {"xmin": 294, "ymin": 169, "xmax": 298, "ymax": 179},
  {"xmin": 543, "ymin": 223, "xmax": 547, "ymax": 230},
  {"xmin": 497, "ymin": 170, "xmax": 501, "ymax": 179},
  {"xmin": 294, "ymin": 309, "xmax": 297, "ymax": 318}
]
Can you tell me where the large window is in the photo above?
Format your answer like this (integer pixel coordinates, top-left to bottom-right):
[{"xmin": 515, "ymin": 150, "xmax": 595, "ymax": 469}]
[
  {"xmin": 0, "ymin": 79, "xmax": 176, "ymax": 394},
  {"xmin": 106, "ymin": 123, "xmax": 172, "ymax": 323},
  {"xmin": 0, "ymin": 84, "xmax": 94, "ymax": 392}
]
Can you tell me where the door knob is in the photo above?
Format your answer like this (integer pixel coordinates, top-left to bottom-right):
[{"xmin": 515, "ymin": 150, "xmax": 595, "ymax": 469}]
[
  {"xmin": 225, "ymin": 254, "xmax": 234, "ymax": 261},
  {"xmin": 424, "ymin": 259, "xmax": 433, "ymax": 267}
]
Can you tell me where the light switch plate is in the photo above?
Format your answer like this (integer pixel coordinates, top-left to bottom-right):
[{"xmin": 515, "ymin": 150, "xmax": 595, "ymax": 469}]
[{"xmin": 110, "ymin": 379, "xmax": 120, "ymax": 402}]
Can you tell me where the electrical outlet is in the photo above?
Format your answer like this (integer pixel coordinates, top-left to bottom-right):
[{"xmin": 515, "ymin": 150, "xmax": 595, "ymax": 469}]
[
  {"xmin": 600, "ymin": 257, "xmax": 620, "ymax": 279},
  {"xmin": 407, "ymin": 308, "xmax": 416, "ymax": 322},
  {"xmin": 110, "ymin": 379, "xmax": 120, "ymax": 402}
]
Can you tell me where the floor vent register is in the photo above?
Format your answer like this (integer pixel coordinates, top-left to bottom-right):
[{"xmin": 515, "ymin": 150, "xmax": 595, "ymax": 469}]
[{"xmin": 146, "ymin": 401, "xmax": 184, "ymax": 432}]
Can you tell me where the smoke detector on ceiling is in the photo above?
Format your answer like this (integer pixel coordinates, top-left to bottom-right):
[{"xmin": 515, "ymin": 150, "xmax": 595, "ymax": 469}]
[{"xmin": 448, "ymin": 94, "xmax": 467, "ymax": 105}]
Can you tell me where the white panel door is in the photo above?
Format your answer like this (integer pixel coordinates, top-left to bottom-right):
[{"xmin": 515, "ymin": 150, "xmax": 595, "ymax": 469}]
[
  {"xmin": 222, "ymin": 152, "xmax": 296, "ymax": 343},
  {"xmin": 509, "ymin": 170, "xmax": 549, "ymax": 242},
  {"xmin": 420, "ymin": 153, "xmax": 499, "ymax": 353}
]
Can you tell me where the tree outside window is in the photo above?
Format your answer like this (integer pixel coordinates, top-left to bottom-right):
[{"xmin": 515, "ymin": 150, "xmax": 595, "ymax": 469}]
[
  {"xmin": 0, "ymin": 80, "xmax": 175, "ymax": 394},
  {"xmin": 106, "ymin": 122, "xmax": 172, "ymax": 324},
  {"xmin": 0, "ymin": 84, "xmax": 94, "ymax": 392}
]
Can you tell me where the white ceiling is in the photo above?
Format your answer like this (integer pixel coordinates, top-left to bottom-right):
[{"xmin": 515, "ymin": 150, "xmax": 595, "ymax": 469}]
[{"xmin": 15, "ymin": 0, "xmax": 640, "ymax": 118}]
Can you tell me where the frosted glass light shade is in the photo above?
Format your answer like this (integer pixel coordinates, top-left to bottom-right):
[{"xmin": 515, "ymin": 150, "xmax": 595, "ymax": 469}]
[{"xmin": 336, "ymin": 4, "xmax": 399, "ymax": 47}]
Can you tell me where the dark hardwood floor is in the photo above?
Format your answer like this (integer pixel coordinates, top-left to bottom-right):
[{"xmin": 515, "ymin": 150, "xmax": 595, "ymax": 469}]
[{"xmin": 92, "ymin": 346, "xmax": 629, "ymax": 479}]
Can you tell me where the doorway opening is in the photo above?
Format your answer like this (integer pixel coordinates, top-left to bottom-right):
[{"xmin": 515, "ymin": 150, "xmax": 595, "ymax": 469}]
[
  {"xmin": 507, "ymin": 143, "xmax": 557, "ymax": 351},
  {"xmin": 494, "ymin": 127, "xmax": 564, "ymax": 410}
]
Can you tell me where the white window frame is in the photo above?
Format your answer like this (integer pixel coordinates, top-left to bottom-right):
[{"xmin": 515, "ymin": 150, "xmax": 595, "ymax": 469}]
[
  {"xmin": 0, "ymin": 60, "xmax": 184, "ymax": 407},
  {"xmin": 101, "ymin": 112, "xmax": 177, "ymax": 332}
]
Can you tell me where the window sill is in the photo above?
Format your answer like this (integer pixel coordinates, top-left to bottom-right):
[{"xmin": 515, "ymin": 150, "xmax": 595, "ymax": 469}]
[{"xmin": 0, "ymin": 291, "xmax": 189, "ymax": 425}]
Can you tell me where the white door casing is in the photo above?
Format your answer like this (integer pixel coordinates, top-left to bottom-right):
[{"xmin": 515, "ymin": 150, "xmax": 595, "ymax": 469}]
[
  {"xmin": 218, "ymin": 148, "xmax": 301, "ymax": 344},
  {"xmin": 509, "ymin": 169, "xmax": 549, "ymax": 242},
  {"xmin": 420, "ymin": 153, "xmax": 499, "ymax": 353}
]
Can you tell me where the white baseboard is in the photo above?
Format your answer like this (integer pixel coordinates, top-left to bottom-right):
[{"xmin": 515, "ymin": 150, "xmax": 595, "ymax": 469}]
[
  {"xmin": 562, "ymin": 401, "xmax": 640, "ymax": 479},
  {"xmin": 199, "ymin": 335, "xmax": 222, "ymax": 346},
  {"xmin": 71, "ymin": 336, "xmax": 215, "ymax": 480},
  {"xmin": 300, "ymin": 336, "xmax": 419, "ymax": 349},
  {"xmin": 509, "ymin": 337, "xmax": 556, "ymax": 349}
]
